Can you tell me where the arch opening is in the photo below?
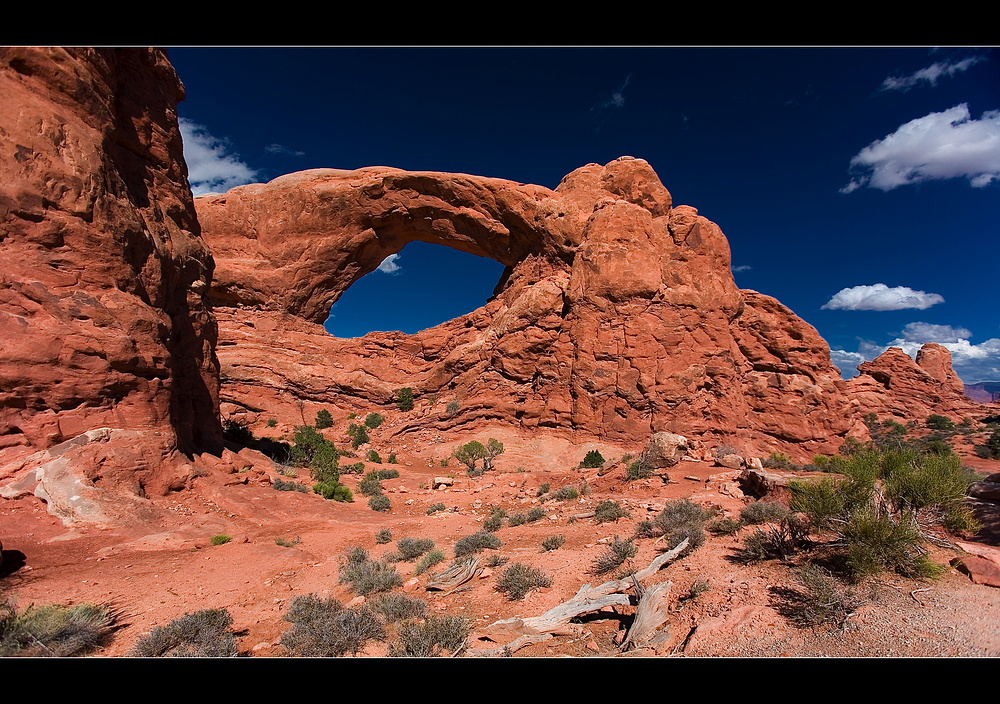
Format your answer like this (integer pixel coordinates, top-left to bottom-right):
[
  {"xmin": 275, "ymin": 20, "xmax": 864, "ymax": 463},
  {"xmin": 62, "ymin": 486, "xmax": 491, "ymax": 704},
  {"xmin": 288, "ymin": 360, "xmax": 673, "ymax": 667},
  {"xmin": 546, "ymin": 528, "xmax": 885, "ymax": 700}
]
[{"xmin": 322, "ymin": 240, "xmax": 506, "ymax": 339}]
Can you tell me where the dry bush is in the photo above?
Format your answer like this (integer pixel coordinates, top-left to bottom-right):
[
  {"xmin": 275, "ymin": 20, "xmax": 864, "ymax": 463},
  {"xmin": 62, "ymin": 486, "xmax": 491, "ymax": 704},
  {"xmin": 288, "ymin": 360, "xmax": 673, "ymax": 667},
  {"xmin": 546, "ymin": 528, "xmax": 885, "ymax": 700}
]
[
  {"xmin": 495, "ymin": 563, "xmax": 553, "ymax": 601},
  {"xmin": 131, "ymin": 608, "xmax": 237, "ymax": 657}
]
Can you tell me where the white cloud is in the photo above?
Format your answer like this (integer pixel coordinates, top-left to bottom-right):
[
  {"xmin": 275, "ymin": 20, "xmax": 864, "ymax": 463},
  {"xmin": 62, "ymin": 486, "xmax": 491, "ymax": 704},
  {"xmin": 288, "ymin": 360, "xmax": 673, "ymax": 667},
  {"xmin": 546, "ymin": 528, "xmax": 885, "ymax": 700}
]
[
  {"xmin": 821, "ymin": 283, "xmax": 944, "ymax": 311},
  {"xmin": 731, "ymin": 264, "xmax": 752, "ymax": 273},
  {"xmin": 830, "ymin": 348, "xmax": 867, "ymax": 377},
  {"xmin": 265, "ymin": 143, "xmax": 305, "ymax": 157},
  {"xmin": 179, "ymin": 118, "xmax": 259, "ymax": 196},
  {"xmin": 841, "ymin": 104, "xmax": 1000, "ymax": 192},
  {"xmin": 898, "ymin": 321, "xmax": 971, "ymax": 343},
  {"xmin": 880, "ymin": 57, "xmax": 983, "ymax": 91},
  {"xmin": 377, "ymin": 254, "xmax": 401, "ymax": 274}
]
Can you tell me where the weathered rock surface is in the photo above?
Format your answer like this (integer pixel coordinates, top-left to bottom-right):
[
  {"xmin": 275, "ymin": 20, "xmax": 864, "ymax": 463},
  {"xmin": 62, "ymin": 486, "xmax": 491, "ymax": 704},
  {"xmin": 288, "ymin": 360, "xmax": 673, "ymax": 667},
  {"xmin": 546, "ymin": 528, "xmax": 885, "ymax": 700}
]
[
  {"xmin": 0, "ymin": 48, "xmax": 221, "ymax": 458},
  {"xmin": 846, "ymin": 344, "xmax": 984, "ymax": 428},
  {"xmin": 199, "ymin": 159, "xmax": 860, "ymax": 456}
]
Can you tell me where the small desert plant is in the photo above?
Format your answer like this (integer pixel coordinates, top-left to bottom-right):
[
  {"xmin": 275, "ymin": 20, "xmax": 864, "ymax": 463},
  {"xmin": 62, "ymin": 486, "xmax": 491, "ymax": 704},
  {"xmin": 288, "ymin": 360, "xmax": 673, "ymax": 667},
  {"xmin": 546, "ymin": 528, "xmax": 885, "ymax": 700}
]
[
  {"xmin": 368, "ymin": 450, "xmax": 383, "ymax": 464},
  {"xmin": 368, "ymin": 495, "xmax": 391, "ymax": 512},
  {"xmin": 762, "ymin": 451, "xmax": 796, "ymax": 470},
  {"xmin": 131, "ymin": 608, "xmax": 237, "ymax": 657},
  {"xmin": 541, "ymin": 535, "xmax": 566, "ymax": 552},
  {"xmin": 550, "ymin": 486, "xmax": 579, "ymax": 502},
  {"xmin": 388, "ymin": 452, "xmax": 398, "ymax": 464},
  {"xmin": 281, "ymin": 596, "xmax": 384, "ymax": 657},
  {"xmin": 536, "ymin": 483, "xmax": 551, "ymax": 497},
  {"xmin": 642, "ymin": 498, "xmax": 709, "ymax": 552},
  {"xmin": 373, "ymin": 468, "xmax": 400, "ymax": 480},
  {"xmin": 313, "ymin": 482, "xmax": 353, "ymax": 502},
  {"xmin": 446, "ymin": 400, "xmax": 460, "ymax": 416},
  {"xmin": 454, "ymin": 531, "xmax": 501, "ymax": 557},
  {"xmin": 495, "ymin": 563, "xmax": 553, "ymax": 601},
  {"xmin": 315, "ymin": 409, "xmax": 334, "ymax": 429},
  {"xmin": 590, "ymin": 536, "xmax": 638, "ymax": 576},
  {"xmin": 426, "ymin": 503, "xmax": 446, "ymax": 515},
  {"xmin": 482, "ymin": 513, "xmax": 504, "ymax": 532},
  {"xmin": 772, "ymin": 565, "xmax": 862, "ymax": 629},
  {"xmin": 740, "ymin": 500, "xmax": 789, "ymax": 525},
  {"xmin": 625, "ymin": 459, "xmax": 654, "ymax": 481},
  {"xmin": 685, "ymin": 579, "xmax": 710, "ymax": 600},
  {"xmin": 273, "ymin": 478, "xmax": 309, "ymax": 493},
  {"xmin": 210, "ymin": 534, "xmax": 232, "ymax": 546},
  {"xmin": 526, "ymin": 507, "xmax": 546, "ymax": 523},
  {"xmin": 388, "ymin": 614, "xmax": 469, "ymax": 657},
  {"xmin": 358, "ymin": 473, "xmax": 383, "ymax": 497},
  {"xmin": 397, "ymin": 537, "xmax": 435, "ymax": 561},
  {"xmin": 364, "ymin": 412, "xmax": 385, "ymax": 429},
  {"xmin": 414, "ymin": 550, "xmax": 446, "ymax": 575},
  {"xmin": 339, "ymin": 549, "xmax": 403, "ymax": 596},
  {"xmin": 707, "ymin": 517, "xmax": 743, "ymax": 535},
  {"xmin": 274, "ymin": 536, "xmax": 300, "ymax": 548},
  {"xmin": 369, "ymin": 593, "xmax": 427, "ymax": 624},
  {"xmin": 0, "ymin": 601, "xmax": 119, "ymax": 657},
  {"xmin": 926, "ymin": 414, "xmax": 955, "ymax": 431},
  {"xmin": 580, "ymin": 450, "xmax": 605, "ymax": 468},
  {"xmin": 396, "ymin": 387, "xmax": 415, "ymax": 412},
  {"xmin": 266, "ymin": 417, "xmax": 278, "ymax": 428},
  {"xmin": 375, "ymin": 528, "xmax": 393, "ymax": 544},
  {"xmin": 975, "ymin": 428, "xmax": 1000, "ymax": 459},
  {"xmin": 485, "ymin": 553, "xmax": 509, "ymax": 568},
  {"xmin": 594, "ymin": 500, "xmax": 630, "ymax": 524},
  {"xmin": 507, "ymin": 512, "xmax": 528, "ymax": 527}
]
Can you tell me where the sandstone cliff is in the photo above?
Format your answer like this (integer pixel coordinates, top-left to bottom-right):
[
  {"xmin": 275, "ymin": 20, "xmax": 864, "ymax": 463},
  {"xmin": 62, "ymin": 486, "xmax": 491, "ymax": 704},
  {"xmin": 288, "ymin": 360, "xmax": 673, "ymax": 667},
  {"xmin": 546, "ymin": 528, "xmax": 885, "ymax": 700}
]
[{"xmin": 0, "ymin": 48, "xmax": 220, "ymax": 457}]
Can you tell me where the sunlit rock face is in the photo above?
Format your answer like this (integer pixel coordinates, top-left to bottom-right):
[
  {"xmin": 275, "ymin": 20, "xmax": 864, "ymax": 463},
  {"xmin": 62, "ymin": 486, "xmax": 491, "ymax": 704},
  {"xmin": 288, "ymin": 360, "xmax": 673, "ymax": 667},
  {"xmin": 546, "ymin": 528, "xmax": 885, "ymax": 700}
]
[{"xmin": 199, "ymin": 157, "xmax": 859, "ymax": 454}]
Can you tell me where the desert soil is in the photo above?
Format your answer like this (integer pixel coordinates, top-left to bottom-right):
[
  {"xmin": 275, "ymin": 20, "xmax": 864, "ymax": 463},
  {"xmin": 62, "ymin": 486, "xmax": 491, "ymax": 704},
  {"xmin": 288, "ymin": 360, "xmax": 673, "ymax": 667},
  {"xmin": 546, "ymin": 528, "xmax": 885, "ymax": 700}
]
[{"xmin": 2, "ymin": 423, "xmax": 998, "ymax": 658}]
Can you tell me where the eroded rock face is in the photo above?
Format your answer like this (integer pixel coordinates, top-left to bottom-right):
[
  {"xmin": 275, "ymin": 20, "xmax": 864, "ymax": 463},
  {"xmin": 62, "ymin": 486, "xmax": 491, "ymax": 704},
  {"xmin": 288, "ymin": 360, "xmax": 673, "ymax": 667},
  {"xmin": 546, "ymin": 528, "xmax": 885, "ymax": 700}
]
[
  {"xmin": 0, "ymin": 48, "xmax": 221, "ymax": 455},
  {"xmin": 199, "ymin": 158, "xmax": 857, "ymax": 454},
  {"xmin": 846, "ymin": 343, "xmax": 983, "ymax": 426}
]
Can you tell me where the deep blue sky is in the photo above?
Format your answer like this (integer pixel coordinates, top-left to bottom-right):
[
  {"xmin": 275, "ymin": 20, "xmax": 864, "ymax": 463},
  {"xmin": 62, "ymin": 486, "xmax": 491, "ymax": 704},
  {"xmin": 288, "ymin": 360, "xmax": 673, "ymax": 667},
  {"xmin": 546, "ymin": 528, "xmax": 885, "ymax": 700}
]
[{"xmin": 168, "ymin": 47, "xmax": 999, "ymax": 383}]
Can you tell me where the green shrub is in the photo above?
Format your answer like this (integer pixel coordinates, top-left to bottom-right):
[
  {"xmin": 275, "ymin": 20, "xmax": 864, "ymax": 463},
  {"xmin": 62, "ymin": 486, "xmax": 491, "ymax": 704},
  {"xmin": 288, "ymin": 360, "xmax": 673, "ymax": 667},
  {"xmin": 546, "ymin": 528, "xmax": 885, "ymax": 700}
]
[
  {"xmin": 507, "ymin": 513, "xmax": 527, "ymax": 527},
  {"xmin": 368, "ymin": 495, "xmax": 391, "ymax": 512},
  {"xmin": 641, "ymin": 499, "xmax": 709, "ymax": 552},
  {"xmin": 740, "ymin": 501, "xmax": 789, "ymax": 526},
  {"xmin": 926, "ymin": 414, "xmax": 955, "ymax": 431},
  {"xmin": 267, "ymin": 417, "xmax": 278, "ymax": 428},
  {"xmin": 485, "ymin": 553, "xmax": 509, "ymax": 568},
  {"xmin": 536, "ymin": 483, "xmax": 550, "ymax": 497},
  {"xmin": 590, "ymin": 536, "xmax": 637, "ymax": 576},
  {"xmin": 625, "ymin": 459, "xmax": 654, "ymax": 481},
  {"xmin": 375, "ymin": 528, "xmax": 393, "ymax": 544},
  {"xmin": 315, "ymin": 409, "xmax": 334, "ymax": 429},
  {"xmin": 841, "ymin": 507, "xmax": 942, "ymax": 580},
  {"xmin": 495, "ymin": 563, "xmax": 553, "ymax": 601},
  {"xmin": 454, "ymin": 531, "xmax": 501, "ymax": 557},
  {"xmin": 358, "ymin": 473, "xmax": 383, "ymax": 497},
  {"xmin": 313, "ymin": 482, "xmax": 353, "ymax": 502},
  {"xmin": 773, "ymin": 565, "xmax": 862, "ymax": 629},
  {"xmin": 210, "ymin": 534, "xmax": 232, "ymax": 546},
  {"xmin": 526, "ymin": 507, "xmax": 546, "ymax": 523},
  {"xmin": 426, "ymin": 503, "xmax": 446, "ymax": 515},
  {"xmin": 370, "ymin": 593, "xmax": 427, "ymax": 624},
  {"xmin": 373, "ymin": 468, "xmax": 400, "ymax": 480},
  {"xmin": 339, "ymin": 550, "xmax": 402, "ymax": 595},
  {"xmin": 131, "ymin": 608, "xmax": 237, "ymax": 657},
  {"xmin": 273, "ymin": 478, "xmax": 309, "ymax": 493},
  {"xmin": 762, "ymin": 451, "xmax": 797, "ymax": 470},
  {"xmin": 396, "ymin": 388, "xmax": 415, "ymax": 412},
  {"xmin": 388, "ymin": 614, "xmax": 469, "ymax": 657},
  {"xmin": 222, "ymin": 417, "xmax": 254, "ymax": 446},
  {"xmin": 482, "ymin": 513, "xmax": 504, "ymax": 532},
  {"xmin": 550, "ymin": 486, "xmax": 579, "ymax": 502},
  {"xmin": 414, "ymin": 550, "xmax": 446, "ymax": 575},
  {"xmin": 707, "ymin": 517, "xmax": 743, "ymax": 535},
  {"xmin": 368, "ymin": 450, "xmax": 383, "ymax": 464},
  {"xmin": 281, "ymin": 597, "xmax": 383, "ymax": 657},
  {"xmin": 347, "ymin": 423, "xmax": 370, "ymax": 449},
  {"xmin": 397, "ymin": 538, "xmax": 435, "ymax": 561},
  {"xmin": 541, "ymin": 535, "xmax": 566, "ymax": 552},
  {"xmin": 974, "ymin": 428, "xmax": 1000, "ymax": 460},
  {"xmin": 365, "ymin": 412, "xmax": 385, "ymax": 429},
  {"xmin": 581, "ymin": 450, "xmax": 605, "ymax": 468},
  {"xmin": 594, "ymin": 500, "xmax": 629, "ymax": 524},
  {"xmin": 0, "ymin": 601, "xmax": 119, "ymax": 657},
  {"xmin": 388, "ymin": 453, "xmax": 398, "ymax": 464}
]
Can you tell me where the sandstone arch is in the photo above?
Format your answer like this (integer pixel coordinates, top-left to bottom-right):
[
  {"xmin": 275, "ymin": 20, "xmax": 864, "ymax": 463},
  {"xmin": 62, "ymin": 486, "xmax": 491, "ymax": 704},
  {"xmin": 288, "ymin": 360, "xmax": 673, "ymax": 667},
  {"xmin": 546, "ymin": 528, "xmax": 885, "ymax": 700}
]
[{"xmin": 198, "ymin": 158, "xmax": 856, "ymax": 452}]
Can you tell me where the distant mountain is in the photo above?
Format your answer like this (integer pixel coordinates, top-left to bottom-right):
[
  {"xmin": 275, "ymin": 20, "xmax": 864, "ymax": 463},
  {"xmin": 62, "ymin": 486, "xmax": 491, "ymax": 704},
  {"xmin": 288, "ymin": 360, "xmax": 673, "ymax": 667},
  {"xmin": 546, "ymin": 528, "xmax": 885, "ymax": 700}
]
[{"xmin": 965, "ymin": 382, "xmax": 1000, "ymax": 403}]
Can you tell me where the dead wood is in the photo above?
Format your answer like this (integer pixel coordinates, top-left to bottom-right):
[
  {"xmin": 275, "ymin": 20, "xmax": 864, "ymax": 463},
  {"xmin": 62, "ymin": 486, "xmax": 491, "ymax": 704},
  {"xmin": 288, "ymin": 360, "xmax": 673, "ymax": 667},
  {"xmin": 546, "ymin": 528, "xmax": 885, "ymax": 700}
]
[
  {"xmin": 426, "ymin": 557, "xmax": 482, "ymax": 593},
  {"xmin": 621, "ymin": 579, "xmax": 673, "ymax": 651}
]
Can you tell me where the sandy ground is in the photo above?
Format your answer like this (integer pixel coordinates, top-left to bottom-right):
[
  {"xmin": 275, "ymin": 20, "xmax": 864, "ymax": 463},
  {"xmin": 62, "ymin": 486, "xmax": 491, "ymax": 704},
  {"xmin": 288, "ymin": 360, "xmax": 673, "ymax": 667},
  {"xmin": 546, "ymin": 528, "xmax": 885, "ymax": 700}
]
[{"xmin": 2, "ymin": 423, "xmax": 999, "ymax": 658}]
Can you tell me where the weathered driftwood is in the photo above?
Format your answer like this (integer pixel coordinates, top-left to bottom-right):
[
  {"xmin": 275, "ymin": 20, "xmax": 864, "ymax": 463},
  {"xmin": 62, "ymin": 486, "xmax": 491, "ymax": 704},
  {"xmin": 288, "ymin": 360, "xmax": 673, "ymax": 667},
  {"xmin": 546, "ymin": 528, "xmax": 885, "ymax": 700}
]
[
  {"xmin": 621, "ymin": 579, "xmax": 673, "ymax": 651},
  {"xmin": 467, "ymin": 633, "xmax": 554, "ymax": 657},
  {"xmin": 426, "ymin": 557, "xmax": 482, "ymax": 593},
  {"xmin": 470, "ymin": 538, "xmax": 690, "ymax": 655}
]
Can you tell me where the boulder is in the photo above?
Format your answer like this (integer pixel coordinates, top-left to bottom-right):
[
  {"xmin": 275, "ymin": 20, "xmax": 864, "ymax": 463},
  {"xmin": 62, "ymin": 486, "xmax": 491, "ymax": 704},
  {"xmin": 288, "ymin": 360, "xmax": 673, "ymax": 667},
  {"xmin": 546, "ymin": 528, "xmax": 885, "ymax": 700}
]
[{"xmin": 639, "ymin": 433, "xmax": 689, "ymax": 469}]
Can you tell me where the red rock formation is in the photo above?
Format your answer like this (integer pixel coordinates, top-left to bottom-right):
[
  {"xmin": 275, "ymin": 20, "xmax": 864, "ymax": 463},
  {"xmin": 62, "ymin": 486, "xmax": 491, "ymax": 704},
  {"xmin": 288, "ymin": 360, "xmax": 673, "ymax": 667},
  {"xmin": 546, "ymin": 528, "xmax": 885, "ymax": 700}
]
[
  {"xmin": 0, "ymin": 48, "xmax": 221, "ymax": 457},
  {"xmin": 199, "ymin": 158, "xmax": 855, "ymax": 456},
  {"xmin": 846, "ymin": 343, "xmax": 984, "ymax": 425}
]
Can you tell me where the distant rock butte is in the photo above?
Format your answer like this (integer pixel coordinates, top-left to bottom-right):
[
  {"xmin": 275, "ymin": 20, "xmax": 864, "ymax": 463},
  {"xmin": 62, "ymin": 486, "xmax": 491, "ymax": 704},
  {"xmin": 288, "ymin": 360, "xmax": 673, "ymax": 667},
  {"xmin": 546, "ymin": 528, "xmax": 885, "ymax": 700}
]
[{"xmin": 1, "ymin": 49, "xmax": 993, "ymax": 529}]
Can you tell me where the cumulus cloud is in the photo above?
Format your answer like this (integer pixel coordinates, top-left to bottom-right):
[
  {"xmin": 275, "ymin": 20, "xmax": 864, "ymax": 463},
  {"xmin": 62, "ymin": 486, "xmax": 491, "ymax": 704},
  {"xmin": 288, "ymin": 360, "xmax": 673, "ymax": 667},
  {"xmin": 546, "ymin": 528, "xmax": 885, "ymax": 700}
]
[
  {"xmin": 898, "ymin": 321, "xmax": 971, "ymax": 343},
  {"xmin": 880, "ymin": 57, "xmax": 983, "ymax": 91},
  {"xmin": 821, "ymin": 284, "xmax": 945, "ymax": 311},
  {"xmin": 840, "ymin": 104, "xmax": 1000, "ymax": 192},
  {"xmin": 731, "ymin": 264, "xmax": 752, "ymax": 273},
  {"xmin": 265, "ymin": 143, "xmax": 305, "ymax": 156},
  {"xmin": 179, "ymin": 118, "xmax": 259, "ymax": 196},
  {"xmin": 377, "ymin": 254, "xmax": 401, "ymax": 275}
]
